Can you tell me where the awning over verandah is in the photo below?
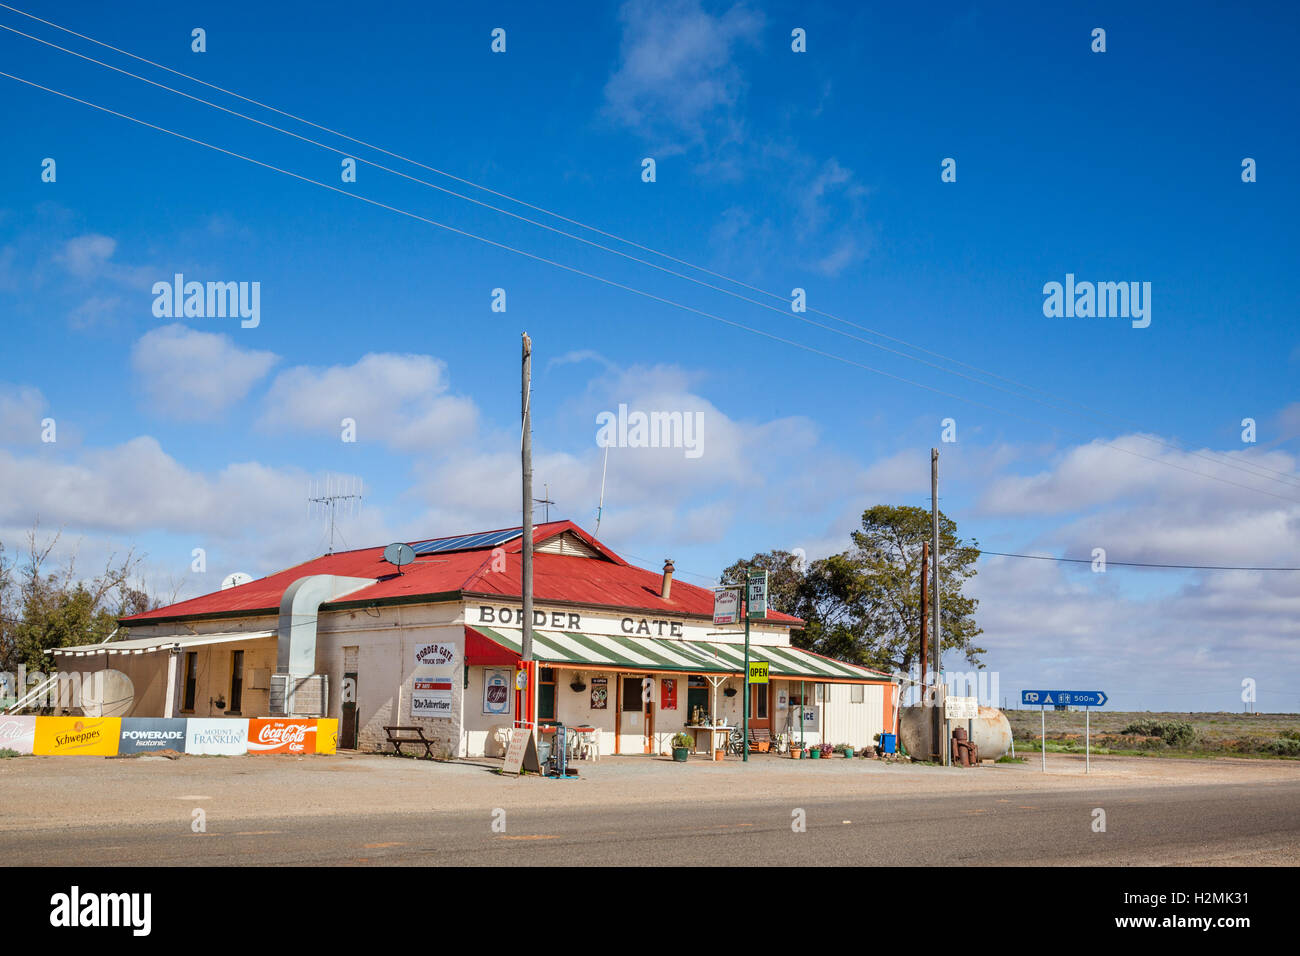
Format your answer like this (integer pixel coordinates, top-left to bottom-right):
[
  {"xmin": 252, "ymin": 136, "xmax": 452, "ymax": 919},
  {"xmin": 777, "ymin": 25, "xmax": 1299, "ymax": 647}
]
[{"xmin": 465, "ymin": 625, "xmax": 893, "ymax": 683}]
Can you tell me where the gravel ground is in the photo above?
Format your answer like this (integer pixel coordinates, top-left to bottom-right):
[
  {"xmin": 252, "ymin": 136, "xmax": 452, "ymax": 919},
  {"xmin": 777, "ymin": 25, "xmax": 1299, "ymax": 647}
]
[{"xmin": 2, "ymin": 749, "xmax": 1297, "ymax": 831}]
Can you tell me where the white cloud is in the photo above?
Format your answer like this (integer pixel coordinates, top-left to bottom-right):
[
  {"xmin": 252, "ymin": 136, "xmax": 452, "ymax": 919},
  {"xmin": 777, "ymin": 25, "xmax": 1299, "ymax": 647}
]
[
  {"xmin": 259, "ymin": 352, "xmax": 477, "ymax": 451},
  {"xmin": 604, "ymin": 0, "xmax": 763, "ymax": 152},
  {"xmin": 54, "ymin": 233, "xmax": 154, "ymax": 289},
  {"xmin": 130, "ymin": 324, "xmax": 278, "ymax": 421},
  {"xmin": 0, "ymin": 384, "xmax": 47, "ymax": 444}
]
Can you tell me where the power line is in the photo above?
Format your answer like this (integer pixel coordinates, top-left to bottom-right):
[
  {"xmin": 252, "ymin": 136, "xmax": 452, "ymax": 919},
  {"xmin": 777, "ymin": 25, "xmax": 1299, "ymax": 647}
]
[
  {"xmin": 1, "ymin": 3, "xmax": 1298, "ymax": 494},
  {"xmin": 978, "ymin": 550, "xmax": 1300, "ymax": 572},
  {"xmin": 5, "ymin": 68, "xmax": 1300, "ymax": 510}
]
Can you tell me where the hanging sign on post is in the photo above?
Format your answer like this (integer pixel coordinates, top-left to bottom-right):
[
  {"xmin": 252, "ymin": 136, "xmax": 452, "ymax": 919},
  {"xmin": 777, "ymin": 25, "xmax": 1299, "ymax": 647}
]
[
  {"xmin": 712, "ymin": 588, "xmax": 739, "ymax": 626},
  {"xmin": 747, "ymin": 570, "xmax": 768, "ymax": 619}
]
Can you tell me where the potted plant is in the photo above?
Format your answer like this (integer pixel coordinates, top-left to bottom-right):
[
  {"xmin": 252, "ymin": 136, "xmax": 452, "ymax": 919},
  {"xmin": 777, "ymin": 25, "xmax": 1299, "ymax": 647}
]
[
  {"xmin": 789, "ymin": 741, "xmax": 803, "ymax": 759},
  {"xmin": 670, "ymin": 732, "xmax": 693, "ymax": 762},
  {"xmin": 818, "ymin": 742, "xmax": 835, "ymax": 759},
  {"xmin": 808, "ymin": 741, "xmax": 822, "ymax": 759},
  {"xmin": 839, "ymin": 743, "xmax": 855, "ymax": 758},
  {"xmin": 569, "ymin": 679, "xmax": 586, "ymax": 692}
]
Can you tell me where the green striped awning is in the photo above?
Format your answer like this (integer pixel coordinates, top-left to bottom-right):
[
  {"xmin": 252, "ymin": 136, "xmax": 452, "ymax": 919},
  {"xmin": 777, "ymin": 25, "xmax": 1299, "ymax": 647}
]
[{"xmin": 468, "ymin": 626, "xmax": 892, "ymax": 682}]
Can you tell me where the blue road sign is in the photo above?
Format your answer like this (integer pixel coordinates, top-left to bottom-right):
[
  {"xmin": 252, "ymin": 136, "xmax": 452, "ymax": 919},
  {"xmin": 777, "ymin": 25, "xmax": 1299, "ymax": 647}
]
[{"xmin": 1021, "ymin": 690, "xmax": 1107, "ymax": 707}]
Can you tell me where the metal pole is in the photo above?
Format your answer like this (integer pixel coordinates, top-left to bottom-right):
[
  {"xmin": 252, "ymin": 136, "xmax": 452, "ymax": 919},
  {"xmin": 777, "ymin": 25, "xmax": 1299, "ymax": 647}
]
[
  {"xmin": 742, "ymin": 591, "xmax": 750, "ymax": 763},
  {"xmin": 1086, "ymin": 706, "xmax": 1090, "ymax": 773},
  {"xmin": 800, "ymin": 679, "xmax": 805, "ymax": 749},
  {"xmin": 1041, "ymin": 704, "xmax": 1046, "ymax": 772}
]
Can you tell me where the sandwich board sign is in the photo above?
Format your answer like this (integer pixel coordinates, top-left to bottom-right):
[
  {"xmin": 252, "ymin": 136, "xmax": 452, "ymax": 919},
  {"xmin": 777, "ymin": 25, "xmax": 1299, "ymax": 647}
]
[{"xmin": 502, "ymin": 727, "xmax": 542, "ymax": 775}]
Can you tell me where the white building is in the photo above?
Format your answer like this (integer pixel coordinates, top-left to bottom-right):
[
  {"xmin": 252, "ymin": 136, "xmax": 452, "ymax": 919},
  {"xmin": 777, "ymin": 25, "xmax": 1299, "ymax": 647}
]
[{"xmin": 54, "ymin": 521, "xmax": 898, "ymax": 757}]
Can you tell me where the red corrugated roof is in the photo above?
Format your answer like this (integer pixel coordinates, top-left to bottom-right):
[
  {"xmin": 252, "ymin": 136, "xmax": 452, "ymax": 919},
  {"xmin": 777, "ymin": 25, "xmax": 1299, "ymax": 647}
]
[{"xmin": 122, "ymin": 520, "xmax": 804, "ymax": 626}]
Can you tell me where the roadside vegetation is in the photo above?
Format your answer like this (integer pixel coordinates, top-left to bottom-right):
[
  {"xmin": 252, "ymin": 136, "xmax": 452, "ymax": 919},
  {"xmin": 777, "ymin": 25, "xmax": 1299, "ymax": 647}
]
[{"xmin": 1006, "ymin": 710, "xmax": 1300, "ymax": 760}]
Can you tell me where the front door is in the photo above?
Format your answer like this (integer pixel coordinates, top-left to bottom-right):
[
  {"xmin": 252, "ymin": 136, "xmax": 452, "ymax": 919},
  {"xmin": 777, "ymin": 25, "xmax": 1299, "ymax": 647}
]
[
  {"xmin": 341, "ymin": 671, "xmax": 358, "ymax": 749},
  {"xmin": 618, "ymin": 671, "xmax": 655, "ymax": 754}
]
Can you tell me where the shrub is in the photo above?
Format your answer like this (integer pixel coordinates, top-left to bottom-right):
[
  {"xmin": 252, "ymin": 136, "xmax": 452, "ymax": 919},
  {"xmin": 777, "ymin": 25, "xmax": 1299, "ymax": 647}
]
[
  {"xmin": 1119, "ymin": 720, "xmax": 1196, "ymax": 747},
  {"xmin": 1263, "ymin": 738, "xmax": 1300, "ymax": 757}
]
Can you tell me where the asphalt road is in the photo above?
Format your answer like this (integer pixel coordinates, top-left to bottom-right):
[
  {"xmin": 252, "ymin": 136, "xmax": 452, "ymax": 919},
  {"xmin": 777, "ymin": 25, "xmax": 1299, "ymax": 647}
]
[{"xmin": 6, "ymin": 779, "xmax": 1298, "ymax": 866}]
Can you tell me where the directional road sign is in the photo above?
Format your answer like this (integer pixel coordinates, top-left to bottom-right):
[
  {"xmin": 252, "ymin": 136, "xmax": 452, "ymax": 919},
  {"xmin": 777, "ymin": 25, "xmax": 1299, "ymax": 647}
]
[{"xmin": 1021, "ymin": 690, "xmax": 1107, "ymax": 707}]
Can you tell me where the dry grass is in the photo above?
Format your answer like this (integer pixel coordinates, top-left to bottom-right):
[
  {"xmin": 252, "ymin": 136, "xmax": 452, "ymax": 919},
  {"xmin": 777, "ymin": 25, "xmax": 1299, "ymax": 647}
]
[{"xmin": 1005, "ymin": 710, "xmax": 1300, "ymax": 758}]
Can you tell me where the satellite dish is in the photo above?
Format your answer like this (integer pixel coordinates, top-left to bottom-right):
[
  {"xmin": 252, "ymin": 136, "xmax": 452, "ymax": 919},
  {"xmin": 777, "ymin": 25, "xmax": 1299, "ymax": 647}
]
[
  {"xmin": 221, "ymin": 572, "xmax": 254, "ymax": 590},
  {"xmin": 82, "ymin": 669, "xmax": 134, "ymax": 718},
  {"xmin": 382, "ymin": 543, "xmax": 416, "ymax": 572}
]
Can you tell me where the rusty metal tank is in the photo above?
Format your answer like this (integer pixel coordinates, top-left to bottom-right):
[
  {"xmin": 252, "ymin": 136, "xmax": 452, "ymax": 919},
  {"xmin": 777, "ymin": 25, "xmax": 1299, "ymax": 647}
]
[{"xmin": 898, "ymin": 705, "xmax": 1012, "ymax": 761}]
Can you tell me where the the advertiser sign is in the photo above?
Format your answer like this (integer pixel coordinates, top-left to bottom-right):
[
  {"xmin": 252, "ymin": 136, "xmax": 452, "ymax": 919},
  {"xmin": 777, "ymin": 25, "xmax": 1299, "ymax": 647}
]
[
  {"xmin": 247, "ymin": 717, "xmax": 317, "ymax": 755},
  {"xmin": 0, "ymin": 715, "xmax": 36, "ymax": 754},
  {"xmin": 413, "ymin": 641, "xmax": 456, "ymax": 718},
  {"xmin": 33, "ymin": 717, "xmax": 121, "ymax": 756},
  {"xmin": 412, "ymin": 676, "xmax": 454, "ymax": 717},
  {"xmin": 118, "ymin": 718, "xmax": 188, "ymax": 754},
  {"xmin": 184, "ymin": 718, "xmax": 249, "ymax": 755}
]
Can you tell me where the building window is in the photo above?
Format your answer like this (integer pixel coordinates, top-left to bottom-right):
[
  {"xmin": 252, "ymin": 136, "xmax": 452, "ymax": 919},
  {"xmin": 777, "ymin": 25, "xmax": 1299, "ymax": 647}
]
[
  {"xmin": 538, "ymin": 667, "xmax": 556, "ymax": 721},
  {"xmin": 182, "ymin": 651, "xmax": 198, "ymax": 712},
  {"xmin": 229, "ymin": 650, "xmax": 244, "ymax": 713},
  {"xmin": 851, "ymin": 684, "xmax": 864, "ymax": 704},
  {"xmin": 750, "ymin": 685, "xmax": 768, "ymax": 720}
]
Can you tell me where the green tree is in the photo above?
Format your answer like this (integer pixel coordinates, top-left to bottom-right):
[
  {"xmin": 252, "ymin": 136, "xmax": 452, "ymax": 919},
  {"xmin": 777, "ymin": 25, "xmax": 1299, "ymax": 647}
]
[
  {"xmin": 721, "ymin": 504, "xmax": 984, "ymax": 674},
  {"xmin": 8, "ymin": 524, "xmax": 151, "ymax": 672},
  {"xmin": 720, "ymin": 549, "xmax": 806, "ymax": 617}
]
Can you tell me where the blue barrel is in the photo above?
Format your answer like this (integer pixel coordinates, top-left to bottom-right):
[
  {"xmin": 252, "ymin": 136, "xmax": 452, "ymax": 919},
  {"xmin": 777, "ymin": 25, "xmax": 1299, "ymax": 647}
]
[{"xmin": 880, "ymin": 733, "xmax": 896, "ymax": 753}]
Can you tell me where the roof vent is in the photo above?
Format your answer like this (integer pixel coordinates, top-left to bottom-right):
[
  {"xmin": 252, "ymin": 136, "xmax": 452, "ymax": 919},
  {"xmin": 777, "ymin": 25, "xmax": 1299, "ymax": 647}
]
[{"xmin": 661, "ymin": 559, "xmax": 675, "ymax": 601}]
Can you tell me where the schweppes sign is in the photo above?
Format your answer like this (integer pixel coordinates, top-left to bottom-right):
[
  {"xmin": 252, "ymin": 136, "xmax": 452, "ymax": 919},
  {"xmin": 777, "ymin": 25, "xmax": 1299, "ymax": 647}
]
[{"xmin": 33, "ymin": 717, "xmax": 122, "ymax": 756}]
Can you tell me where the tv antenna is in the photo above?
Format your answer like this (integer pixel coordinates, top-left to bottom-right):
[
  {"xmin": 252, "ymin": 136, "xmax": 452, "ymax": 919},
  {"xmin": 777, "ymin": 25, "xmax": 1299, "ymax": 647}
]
[
  {"xmin": 308, "ymin": 474, "xmax": 363, "ymax": 555},
  {"xmin": 594, "ymin": 444, "xmax": 610, "ymax": 535},
  {"xmin": 533, "ymin": 482, "xmax": 556, "ymax": 523}
]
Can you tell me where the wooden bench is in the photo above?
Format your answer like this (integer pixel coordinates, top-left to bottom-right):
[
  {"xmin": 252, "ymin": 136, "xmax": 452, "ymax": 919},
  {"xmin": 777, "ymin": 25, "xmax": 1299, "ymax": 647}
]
[
  {"xmin": 747, "ymin": 728, "xmax": 772, "ymax": 753},
  {"xmin": 384, "ymin": 725, "xmax": 435, "ymax": 758}
]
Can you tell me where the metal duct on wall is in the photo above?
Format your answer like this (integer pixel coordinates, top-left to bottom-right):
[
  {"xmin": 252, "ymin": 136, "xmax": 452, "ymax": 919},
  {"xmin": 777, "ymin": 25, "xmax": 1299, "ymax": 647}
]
[{"xmin": 277, "ymin": 575, "xmax": 375, "ymax": 677}]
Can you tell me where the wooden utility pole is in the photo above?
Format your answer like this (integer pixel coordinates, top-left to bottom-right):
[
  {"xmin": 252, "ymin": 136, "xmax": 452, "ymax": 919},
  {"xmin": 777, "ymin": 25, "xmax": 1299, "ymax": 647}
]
[
  {"xmin": 931, "ymin": 447, "xmax": 944, "ymax": 765},
  {"xmin": 919, "ymin": 539, "xmax": 929, "ymax": 703},
  {"xmin": 521, "ymin": 333, "xmax": 535, "ymax": 725}
]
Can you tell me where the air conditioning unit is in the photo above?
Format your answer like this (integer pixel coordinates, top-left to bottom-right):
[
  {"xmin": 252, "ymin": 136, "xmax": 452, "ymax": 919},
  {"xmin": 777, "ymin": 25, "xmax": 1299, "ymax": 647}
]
[{"xmin": 270, "ymin": 674, "xmax": 329, "ymax": 717}]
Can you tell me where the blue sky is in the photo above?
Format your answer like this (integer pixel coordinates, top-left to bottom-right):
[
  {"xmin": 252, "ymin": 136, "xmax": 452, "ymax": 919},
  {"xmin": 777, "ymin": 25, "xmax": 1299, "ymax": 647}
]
[{"xmin": 1, "ymin": 1, "xmax": 1297, "ymax": 711}]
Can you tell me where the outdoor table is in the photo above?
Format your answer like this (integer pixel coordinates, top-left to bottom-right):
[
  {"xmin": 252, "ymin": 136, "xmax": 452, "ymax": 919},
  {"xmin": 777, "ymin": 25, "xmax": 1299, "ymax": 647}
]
[{"xmin": 687, "ymin": 724, "xmax": 732, "ymax": 755}]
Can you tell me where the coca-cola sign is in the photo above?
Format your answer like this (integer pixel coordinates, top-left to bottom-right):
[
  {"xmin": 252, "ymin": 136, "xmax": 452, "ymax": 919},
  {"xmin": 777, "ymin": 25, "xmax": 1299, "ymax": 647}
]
[{"xmin": 247, "ymin": 718, "xmax": 318, "ymax": 755}]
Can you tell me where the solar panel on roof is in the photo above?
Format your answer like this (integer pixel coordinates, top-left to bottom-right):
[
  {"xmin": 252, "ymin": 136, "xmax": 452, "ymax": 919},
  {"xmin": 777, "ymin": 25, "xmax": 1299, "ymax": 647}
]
[{"xmin": 410, "ymin": 528, "xmax": 522, "ymax": 555}]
